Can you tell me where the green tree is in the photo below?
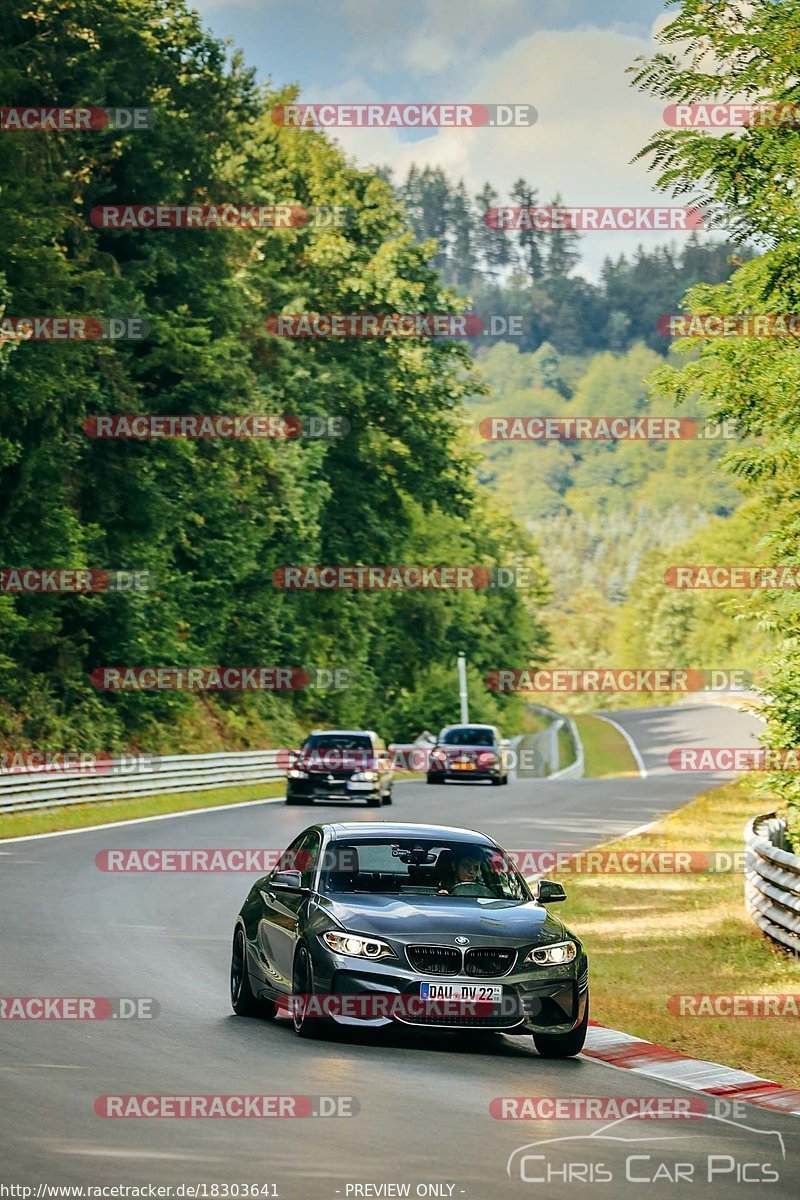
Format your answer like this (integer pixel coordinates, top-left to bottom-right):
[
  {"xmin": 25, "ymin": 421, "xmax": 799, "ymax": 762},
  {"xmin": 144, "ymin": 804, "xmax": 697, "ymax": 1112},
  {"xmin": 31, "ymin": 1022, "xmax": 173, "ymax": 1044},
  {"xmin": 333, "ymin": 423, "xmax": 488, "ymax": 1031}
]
[{"xmin": 631, "ymin": 0, "xmax": 800, "ymax": 826}]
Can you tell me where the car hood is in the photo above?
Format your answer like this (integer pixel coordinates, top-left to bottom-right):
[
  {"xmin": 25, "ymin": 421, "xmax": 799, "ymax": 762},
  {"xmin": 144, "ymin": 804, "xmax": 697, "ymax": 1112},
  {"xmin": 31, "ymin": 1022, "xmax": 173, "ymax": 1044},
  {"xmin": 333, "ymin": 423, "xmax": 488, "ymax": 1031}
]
[{"xmin": 317, "ymin": 893, "xmax": 566, "ymax": 945}]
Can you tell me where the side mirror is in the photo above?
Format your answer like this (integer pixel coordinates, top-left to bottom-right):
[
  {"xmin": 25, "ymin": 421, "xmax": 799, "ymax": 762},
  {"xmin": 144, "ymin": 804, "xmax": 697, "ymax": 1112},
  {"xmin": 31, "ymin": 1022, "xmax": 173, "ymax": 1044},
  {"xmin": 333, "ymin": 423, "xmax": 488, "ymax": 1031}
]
[
  {"xmin": 271, "ymin": 870, "xmax": 305, "ymax": 891},
  {"xmin": 537, "ymin": 879, "xmax": 566, "ymax": 904}
]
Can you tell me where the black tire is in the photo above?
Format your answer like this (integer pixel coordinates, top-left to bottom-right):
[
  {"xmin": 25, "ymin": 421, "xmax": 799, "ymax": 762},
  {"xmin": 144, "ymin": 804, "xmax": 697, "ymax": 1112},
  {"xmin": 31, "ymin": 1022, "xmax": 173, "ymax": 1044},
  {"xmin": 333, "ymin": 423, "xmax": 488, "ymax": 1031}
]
[
  {"xmin": 366, "ymin": 792, "xmax": 382, "ymax": 806},
  {"xmin": 291, "ymin": 945, "xmax": 327, "ymax": 1039},
  {"xmin": 502, "ymin": 773, "xmax": 509, "ymax": 786},
  {"xmin": 383, "ymin": 788, "xmax": 393, "ymax": 805},
  {"xmin": 491, "ymin": 774, "xmax": 503, "ymax": 786},
  {"xmin": 426, "ymin": 773, "xmax": 438, "ymax": 785},
  {"xmin": 230, "ymin": 927, "xmax": 276, "ymax": 1019},
  {"xmin": 532, "ymin": 1003, "xmax": 588, "ymax": 1058}
]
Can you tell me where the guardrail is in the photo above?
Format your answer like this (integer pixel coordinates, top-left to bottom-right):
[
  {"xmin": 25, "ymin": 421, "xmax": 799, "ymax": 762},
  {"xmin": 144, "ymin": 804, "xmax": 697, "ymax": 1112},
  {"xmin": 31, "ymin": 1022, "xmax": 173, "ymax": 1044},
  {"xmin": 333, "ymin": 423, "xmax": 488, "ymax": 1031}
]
[
  {"xmin": 522, "ymin": 704, "xmax": 584, "ymax": 780},
  {"xmin": 0, "ymin": 750, "xmax": 285, "ymax": 814},
  {"xmin": 744, "ymin": 812, "xmax": 800, "ymax": 954},
  {"xmin": 1, "ymin": 714, "xmax": 585, "ymax": 816}
]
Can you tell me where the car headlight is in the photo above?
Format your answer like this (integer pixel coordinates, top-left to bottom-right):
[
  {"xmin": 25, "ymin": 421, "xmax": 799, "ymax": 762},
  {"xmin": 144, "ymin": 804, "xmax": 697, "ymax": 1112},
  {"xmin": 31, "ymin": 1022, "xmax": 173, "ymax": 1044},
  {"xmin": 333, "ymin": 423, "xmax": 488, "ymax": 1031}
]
[
  {"xmin": 287, "ymin": 768, "xmax": 308, "ymax": 779},
  {"xmin": 526, "ymin": 940, "xmax": 577, "ymax": 966},
  {"xmin": 321, "ymin": 931, "xmax": 392, "ymax": 959},
  {"xmin": 350, "ymin": 770, "xmax": 378, "ymax": 782}
]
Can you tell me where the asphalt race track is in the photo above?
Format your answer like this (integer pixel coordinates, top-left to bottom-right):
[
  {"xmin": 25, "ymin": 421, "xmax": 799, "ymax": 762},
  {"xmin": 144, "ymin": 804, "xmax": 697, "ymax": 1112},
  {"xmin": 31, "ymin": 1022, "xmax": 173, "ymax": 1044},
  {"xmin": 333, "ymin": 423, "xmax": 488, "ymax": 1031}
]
[{"xmin": 3, "ymin": 703, "xmax": 797, "ymax": 1198}]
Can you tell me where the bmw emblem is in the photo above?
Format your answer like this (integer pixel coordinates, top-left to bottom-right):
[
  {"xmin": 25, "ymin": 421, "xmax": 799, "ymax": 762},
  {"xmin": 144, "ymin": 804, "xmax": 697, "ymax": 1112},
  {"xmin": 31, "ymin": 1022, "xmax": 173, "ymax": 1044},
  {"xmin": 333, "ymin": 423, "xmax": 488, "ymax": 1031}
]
[{"xmin": 455, "ymin": 936, "xmax": 470, "ymax": 945}]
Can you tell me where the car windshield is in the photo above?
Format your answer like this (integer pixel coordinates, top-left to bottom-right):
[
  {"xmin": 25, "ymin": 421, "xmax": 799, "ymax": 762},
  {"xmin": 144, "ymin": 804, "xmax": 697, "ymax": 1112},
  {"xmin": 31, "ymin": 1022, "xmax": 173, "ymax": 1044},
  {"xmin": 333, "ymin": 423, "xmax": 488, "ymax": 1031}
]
[
  {"xmin": 441, "ymin": 727, "xmax": 495, "ymax": 746},
  {"xmin": 305, "ymin": 734, "xmax": 372, "ymax": 750},
  {"xmin": 321, "ymin": 838, "xmax": 530, "ymax": 901}
]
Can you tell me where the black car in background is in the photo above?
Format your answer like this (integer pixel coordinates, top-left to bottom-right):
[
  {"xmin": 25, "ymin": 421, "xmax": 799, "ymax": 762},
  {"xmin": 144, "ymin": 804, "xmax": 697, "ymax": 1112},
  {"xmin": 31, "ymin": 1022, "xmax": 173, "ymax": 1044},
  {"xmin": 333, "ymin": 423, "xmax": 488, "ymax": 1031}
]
[
  {"xmin": 285, "ymin": 729, "xmax": 393, "ymax": 806},
  {"xmin": 426, "ymin": 723, "xmax": 510, "ymax": 785},
  {"xmin": 230, "ymin": 821, "xmax": 589, "ymax": 1057}
]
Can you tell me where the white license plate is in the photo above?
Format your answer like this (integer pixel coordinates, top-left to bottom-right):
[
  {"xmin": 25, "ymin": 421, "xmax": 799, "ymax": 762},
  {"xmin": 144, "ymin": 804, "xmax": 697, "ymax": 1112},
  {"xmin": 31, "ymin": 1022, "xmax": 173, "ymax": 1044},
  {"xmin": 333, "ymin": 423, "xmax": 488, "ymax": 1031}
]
[
  {"xmin": 420, "ymin": 983, "xmax": 502, "ymax": 1003},
  {"xmin": 346, "ymin": 781, "xmax": 374, "ymax": 791}
]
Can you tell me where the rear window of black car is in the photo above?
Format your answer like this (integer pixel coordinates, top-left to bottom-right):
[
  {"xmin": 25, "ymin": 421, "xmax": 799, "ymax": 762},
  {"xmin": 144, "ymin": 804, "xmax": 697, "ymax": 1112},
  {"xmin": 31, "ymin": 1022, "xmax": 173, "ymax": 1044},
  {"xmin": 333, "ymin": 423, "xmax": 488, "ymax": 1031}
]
[{"xmin": 441, "ymin": 727, "xmax": 495, "ymax": 746}]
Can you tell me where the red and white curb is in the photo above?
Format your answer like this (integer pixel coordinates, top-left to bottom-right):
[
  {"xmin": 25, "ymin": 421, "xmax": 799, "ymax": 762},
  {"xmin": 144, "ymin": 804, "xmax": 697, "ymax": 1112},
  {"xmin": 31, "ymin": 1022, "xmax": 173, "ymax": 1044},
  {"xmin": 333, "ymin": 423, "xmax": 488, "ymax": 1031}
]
[{"xmin": 583, "ymin": 1020, "xmax": 800, "ymax": 1116}]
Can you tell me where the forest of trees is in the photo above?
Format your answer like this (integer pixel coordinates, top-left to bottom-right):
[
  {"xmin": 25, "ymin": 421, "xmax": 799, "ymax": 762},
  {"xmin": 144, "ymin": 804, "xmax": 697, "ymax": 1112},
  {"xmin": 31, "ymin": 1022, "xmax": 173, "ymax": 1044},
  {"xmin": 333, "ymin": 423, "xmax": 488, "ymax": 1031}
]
[
  {"xmin": 468, "ymin": 337, "xmax": 765, "ymax": 699},
  {"xmin": 0, "ymin": 0, "xmax": 548, "ymax": 752},
  {"xmin": 389, "ymin": 163, "xmax": 750, "ymax": 354}
]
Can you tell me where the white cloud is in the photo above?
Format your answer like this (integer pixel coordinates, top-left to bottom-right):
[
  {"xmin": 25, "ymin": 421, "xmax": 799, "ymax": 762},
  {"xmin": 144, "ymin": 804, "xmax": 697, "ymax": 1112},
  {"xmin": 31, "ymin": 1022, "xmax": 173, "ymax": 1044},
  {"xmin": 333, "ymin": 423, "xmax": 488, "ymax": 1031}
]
[{"xmin": 322, "ymin": 25, "xmax": 685, "ymax": 274}]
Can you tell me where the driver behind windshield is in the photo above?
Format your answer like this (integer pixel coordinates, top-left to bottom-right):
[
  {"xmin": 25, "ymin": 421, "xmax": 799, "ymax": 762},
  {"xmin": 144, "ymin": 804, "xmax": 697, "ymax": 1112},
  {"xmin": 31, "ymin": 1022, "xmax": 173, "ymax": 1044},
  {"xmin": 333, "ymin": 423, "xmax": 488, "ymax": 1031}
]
[{"xmin": 437, "ymin": 850, "xmax": 483, "ymax": 894}]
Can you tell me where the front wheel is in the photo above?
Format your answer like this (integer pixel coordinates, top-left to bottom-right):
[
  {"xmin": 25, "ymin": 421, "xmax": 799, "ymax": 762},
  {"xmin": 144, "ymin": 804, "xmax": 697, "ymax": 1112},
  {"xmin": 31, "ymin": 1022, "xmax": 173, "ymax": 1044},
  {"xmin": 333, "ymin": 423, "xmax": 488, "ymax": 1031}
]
[
  {"xmin": 230, "ymin": 927, "xmax": 276, "ymax": 1019},
  {"xmin": 426, "ymin": 773, "xmax": 440, "ymax": 785},
  {"xmin": 366, "ymin": 792, "xmax": 382, "ymax": 806},
  {"xmin": 291, "ymin": 946, "xmax": 327, "ymax": 1039},
  {"xmin": 383, "ymin": 788, "xmax": 393, "ymax": 805},
  {"xmin": 532, "ymin": 1003, "xmax": 588, "ymax": 1058}
]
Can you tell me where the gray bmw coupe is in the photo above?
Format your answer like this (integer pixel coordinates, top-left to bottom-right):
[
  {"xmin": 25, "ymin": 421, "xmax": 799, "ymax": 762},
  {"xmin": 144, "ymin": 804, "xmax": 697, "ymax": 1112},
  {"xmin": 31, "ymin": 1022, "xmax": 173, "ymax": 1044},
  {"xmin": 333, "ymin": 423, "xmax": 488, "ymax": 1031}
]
[{"xmin": 231, "ymin": 822, "xmax": 589, "ymax": 1057}]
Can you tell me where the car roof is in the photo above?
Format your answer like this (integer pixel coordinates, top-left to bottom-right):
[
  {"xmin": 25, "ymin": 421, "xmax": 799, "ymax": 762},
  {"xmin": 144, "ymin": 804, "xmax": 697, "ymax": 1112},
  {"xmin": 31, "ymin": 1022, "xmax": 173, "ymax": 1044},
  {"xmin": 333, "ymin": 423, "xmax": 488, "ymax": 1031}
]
[
  {"xmin": 439, "ymin": 723, "xmax": 497, "ymax": 732},
  {"xmin": 323, "ymin": 821, "xmax": 494, "ymax": 844},
  {"xmin": 308, "ymin": 729, "xmax": 379, "ymax": 738}
]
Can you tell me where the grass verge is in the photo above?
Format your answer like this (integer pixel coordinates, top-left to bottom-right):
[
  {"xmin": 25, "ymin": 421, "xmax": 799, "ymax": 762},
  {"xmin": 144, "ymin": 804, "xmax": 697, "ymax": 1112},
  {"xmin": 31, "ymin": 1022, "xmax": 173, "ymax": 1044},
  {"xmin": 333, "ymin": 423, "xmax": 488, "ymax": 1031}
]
[
  {"xmin": 554, "ymin": 780, "xmax": 800, "ymax": 1087},
  {"xmin": 0, "ymin": 780, "xmax": 285, "ymax": 840},
  {"xmin": 0, "ymin": 774, "xmax": 423, "ymax": 840},
  {"xmin": 557, "ymin": 722, "xmax": 575, "ymax": 771},
  {"xmin": 575, "ymin": 713, "xmax": 639, "ymax": 778}
]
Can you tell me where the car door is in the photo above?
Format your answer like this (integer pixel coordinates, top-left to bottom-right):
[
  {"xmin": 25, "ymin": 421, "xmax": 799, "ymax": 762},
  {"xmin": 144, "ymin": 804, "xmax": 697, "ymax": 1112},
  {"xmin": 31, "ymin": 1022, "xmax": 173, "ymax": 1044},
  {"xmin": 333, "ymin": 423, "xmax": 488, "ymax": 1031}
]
[{"xmin": 257, "ymin": 830, "xmax": 322, "ymax": 992}]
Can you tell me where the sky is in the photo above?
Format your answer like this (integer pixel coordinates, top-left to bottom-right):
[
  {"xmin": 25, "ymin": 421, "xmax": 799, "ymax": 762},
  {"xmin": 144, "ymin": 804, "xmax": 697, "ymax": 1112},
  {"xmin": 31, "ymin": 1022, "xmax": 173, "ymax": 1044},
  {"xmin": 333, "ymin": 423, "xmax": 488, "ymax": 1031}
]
[{"xmin": 191, "ymin": 0, "xmax": 697, "ymax": 277}]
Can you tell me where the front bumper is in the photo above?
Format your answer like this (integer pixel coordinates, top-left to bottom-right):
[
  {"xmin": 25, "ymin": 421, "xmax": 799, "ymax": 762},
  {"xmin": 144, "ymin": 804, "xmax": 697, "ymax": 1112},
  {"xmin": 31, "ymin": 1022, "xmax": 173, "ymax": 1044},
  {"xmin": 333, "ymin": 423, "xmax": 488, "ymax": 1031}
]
[
  {"xmin": 286, "ymin": 775, "xmax": 382, "ymax": 802},
  {"xmin": 428, "ymin": 765, "xmax": 501, "ymax": 782},
  {"xmin": 307, "ymin": 940, "xmax": 588, "ymax": 1034}
]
